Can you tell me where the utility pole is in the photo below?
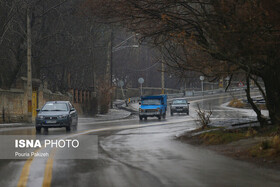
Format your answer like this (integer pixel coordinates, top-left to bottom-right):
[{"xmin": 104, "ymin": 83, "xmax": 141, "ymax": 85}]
[
  {"xmin": 200, "ymin": 76, "xmax": 205, "ymax": 96},
  {"xmin": 201, "ymin": 79, "xmax": 204, "ymax": 96},
  {"xmin": 184, "ymin": 81, "xmax": 187, "ymax": 96},
  {"xmin": 106, "ymin": 29, "xmax": 113, "ymax": 108},
  {"xmin": 109, "ymin": 31, "xmax": 113, "ymax": 88},
  {"xmin": 106, "ymin": 31, "xmax": 112, "ymax": 81},
  {"xmin": 161, "ymin": 63, "xmax": 165, "ymax": 94},
  {"xmin": 27, "ymin": 7, "xmax": 32, "ymax": 122},
  {"xmin": 91, "ymin": 43, "xmax": 96, "ymax": 95},
  {"xmin": 161, "ymin": 53, "xmax": 165, "ymax": 94}
]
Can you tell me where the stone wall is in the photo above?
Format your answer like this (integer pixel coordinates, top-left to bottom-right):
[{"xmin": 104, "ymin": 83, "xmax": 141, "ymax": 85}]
[
  {"xmin": 0, "ymin": 89, "xmax": 26, "ymax": 123},
  {"xmin": 0, "ymin": 88, "xmax": 84, "ymax": 123},
  {"xmin": 0, "ymin": 77, "xmax": 96, "ymax": 123}
]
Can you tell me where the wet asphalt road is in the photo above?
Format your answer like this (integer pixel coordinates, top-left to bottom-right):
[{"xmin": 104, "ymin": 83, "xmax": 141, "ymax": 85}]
[{"xmin": 0, "ymin": 92, "xmax": 280, "ymax": 187}]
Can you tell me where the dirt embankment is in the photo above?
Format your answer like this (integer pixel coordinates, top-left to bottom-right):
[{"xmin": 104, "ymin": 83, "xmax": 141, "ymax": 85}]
[{"xmin": 178, "ymin": 126, "xmax": 280, "ymax": 170}]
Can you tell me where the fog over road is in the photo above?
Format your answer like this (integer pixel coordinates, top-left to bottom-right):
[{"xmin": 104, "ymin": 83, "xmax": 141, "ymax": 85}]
[{"xmin": 0, "ymin": 93, "xmax": 279, "ymax": 187}]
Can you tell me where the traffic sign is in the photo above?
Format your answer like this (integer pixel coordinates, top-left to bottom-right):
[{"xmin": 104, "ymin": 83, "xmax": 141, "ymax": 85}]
[
  {"xmin": 118, "ymin": 80, "xmax": 124, "ymax": 87},
  {"xmin": 138, "ymin": 78, "xmax": 144, "ymax": 84}
]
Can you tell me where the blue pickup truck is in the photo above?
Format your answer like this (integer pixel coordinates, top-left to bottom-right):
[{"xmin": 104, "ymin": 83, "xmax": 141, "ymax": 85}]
[{"xmin": 139, "ymin": 95, "xmax": 167, "ymax": 120}]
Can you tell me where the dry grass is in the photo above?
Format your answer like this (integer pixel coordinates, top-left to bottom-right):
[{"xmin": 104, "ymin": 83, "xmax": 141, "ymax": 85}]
[
  {"xmin": 195, "ymin": 127, "xmax": 261, "ymax": 145},
  {"xmin": 183, "ymin": 125, "xmax": 280, "ymax": 167},
  {"xmin": 258, "ymin": 104, "xmax": 267, "ymax": 110},
  {"xmin": 250, "ymin": 135, "xmax": 280, "ymax": 158},
  {"xmin": 198, "ymin": 129, "xmax": 247, "ymax": 145},
  {"xmin": 245, "ymin": 127, "xmax": 258, "ymax": 137},
  {"xmin": 228, "ymin": 98, "xmax": 245, "ymax": 108},
  {"xmin": 193, "ymin": 125, "xmax": 280, "ymax": 146}
]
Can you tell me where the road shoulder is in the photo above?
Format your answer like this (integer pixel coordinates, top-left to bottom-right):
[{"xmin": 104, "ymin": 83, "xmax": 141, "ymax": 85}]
[
  {"xmin": 0, "ymin": 108, "xmax": 132, "ymax": 129},
  {"xmin": 177, "ymin": 101, "xmax": 280, "ymax": 170}
]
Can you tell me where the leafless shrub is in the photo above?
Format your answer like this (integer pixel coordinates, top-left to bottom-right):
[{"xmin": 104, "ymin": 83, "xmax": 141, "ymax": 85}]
[
  {"xmin": 97, "ymin": 78, "xmax": 114, "ymax": 114},
  {"xmin": 195, "ymin": 104, "xmax": 212, "ymax": 130},
  {"xmin": 83, "ymin": 97, "xmax": 98, "ymax": 116}
]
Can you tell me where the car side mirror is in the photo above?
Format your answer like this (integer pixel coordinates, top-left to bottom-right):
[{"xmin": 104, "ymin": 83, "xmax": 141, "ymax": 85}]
[
  {"xmin": 70, "ymin": 108, "xmax": 75, "ymax": 112},
  {"xmin": 188, "ymin": 102, "xmax": 190, "ymax": 104},
  {"xmin": 36, "ymin": 109, "xmax": 40, "ymax": 112}
]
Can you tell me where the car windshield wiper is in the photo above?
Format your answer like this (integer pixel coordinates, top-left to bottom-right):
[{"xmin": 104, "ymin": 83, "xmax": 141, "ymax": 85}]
[
  {"xmin": 52, "ymin": 110, "xmax": 66, "ymax": 111},
  {"xmin": 41, "ymin": 110, "xmax": 49, "ymax": 111}
]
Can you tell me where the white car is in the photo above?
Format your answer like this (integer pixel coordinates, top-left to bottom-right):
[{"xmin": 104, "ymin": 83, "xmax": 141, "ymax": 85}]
[{"xmin": 170, "ymin": 99, "xmax": 190, "ymax": 116}]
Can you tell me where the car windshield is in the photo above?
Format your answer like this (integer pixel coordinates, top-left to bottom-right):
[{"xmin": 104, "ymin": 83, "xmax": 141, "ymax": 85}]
[
  {"xmin": 172, "ymin": 100, "xmax": 187, "ymax": 105},
  {"xmin": 142, "ymin": 99, "xmax": 161, "ymax": 105},
  {"xmin": 41, "ymin": 103, "xmax": 68, "ymax": 111}
]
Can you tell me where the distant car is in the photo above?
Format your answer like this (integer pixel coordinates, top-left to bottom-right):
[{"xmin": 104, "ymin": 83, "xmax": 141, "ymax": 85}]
[
  {"xmin": 35, "ymin": 101, "xmax": 78, "ymax": 132},
  {"xmin": 170, "ymin": 99, "xmax": 190, "ymax": 116}
]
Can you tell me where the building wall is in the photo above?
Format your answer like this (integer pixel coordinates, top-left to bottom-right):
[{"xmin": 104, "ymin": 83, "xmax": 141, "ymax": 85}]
[
  {"xmin": 0, "ymin": 88, "xmax": 84, "ymax": 123},
  {"xmin": 0, "ymin": 89, "xmax": 26, "ymax": 123}
]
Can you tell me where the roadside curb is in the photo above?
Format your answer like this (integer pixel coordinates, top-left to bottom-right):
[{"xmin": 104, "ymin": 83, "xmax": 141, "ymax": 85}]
[
  {"xmin": 220, "ymin": 101, "xmax": 269, "ymax": 117},
  {"xmin": 0, "ymin": 123, "xmax": 33, "ymax": 128},
  {"xmin": 118, "ymin": 106, "xmax": 138, "ymax": 115},
  {"xmin": 115, "ymin": 101, "xmax": 138, "ymax": 115},
  {"xmin": 97, "ymin": 108, "xmax": 133, "ymax": 121}
]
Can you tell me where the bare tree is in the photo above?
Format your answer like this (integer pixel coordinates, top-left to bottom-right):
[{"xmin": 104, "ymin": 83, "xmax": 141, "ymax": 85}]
[{"xmin": 85, "ymin": 0, "xmax": 280, "ymax": 126}]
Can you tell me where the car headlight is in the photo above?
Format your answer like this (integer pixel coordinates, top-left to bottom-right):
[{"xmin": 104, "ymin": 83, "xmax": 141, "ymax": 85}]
[
  {"xmin": 58, "ymin": 115, "xmax": 68, "ymax": 119},
  {"xmin": 38, "ymin": 116, "xmax": 44, "ymax": 119}
]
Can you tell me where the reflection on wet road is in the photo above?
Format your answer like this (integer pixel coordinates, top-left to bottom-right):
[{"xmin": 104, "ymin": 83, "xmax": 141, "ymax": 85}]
[{"xmin": 1, "ymin": 92, "xmax": 279, "ymax": 187}]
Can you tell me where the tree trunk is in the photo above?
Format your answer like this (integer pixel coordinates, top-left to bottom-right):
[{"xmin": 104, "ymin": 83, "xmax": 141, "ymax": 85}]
[
  {"xmin": 263, "ymin": 71, "xmax": 280, "ymax": 126},
  {"xmin": 245, "ymin": 75, "xmax": 267, "ymax": 127}
]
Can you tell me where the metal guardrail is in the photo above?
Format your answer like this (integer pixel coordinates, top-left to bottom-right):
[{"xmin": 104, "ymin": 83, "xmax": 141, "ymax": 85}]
[
  {"xmin": 129, "ymin": 97, "xmax": 140, "ymax": 103},
  {"xmin": 127, "ymin": 87, "xmax": 249, "ymax": 103}
]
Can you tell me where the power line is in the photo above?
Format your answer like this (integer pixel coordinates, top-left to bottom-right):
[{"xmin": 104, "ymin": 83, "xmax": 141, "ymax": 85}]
[{"xmin": 125, "ymin": 61, "xmax": 160, "ymax": 72}]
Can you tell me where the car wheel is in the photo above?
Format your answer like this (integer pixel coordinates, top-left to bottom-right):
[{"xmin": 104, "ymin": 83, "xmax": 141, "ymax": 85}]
[
  {"xmin": 139, "ymin": 116, "xmax": 143, "ymax": 121},
  {"xmin": 43, "ymin": 127, "xmax": 48, "ymax": 131},
  {"xmin": 171, "ymin": 111, "xmax": 173, "ymax": 116},
  {"xmin": 72, "ymin": 124, "xmax": 77, "ymax": 131},
  {"xmin": 66, "ymin": 125, "xmax": 71, "ymax": 131},
  {"xmin": 187, "ymin": 110, "xmax": 189, "ymax": 115},
  {"xmin": 158, "ymin": 115, "xmax": 161, "ymax": 120},
  {"xmin": 36, "ymin": 127, "xmax": 41, "ymax": 132},
  {"xmin": 144, "ymin": 117, "xmax": 147, "ymax": 120}
]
